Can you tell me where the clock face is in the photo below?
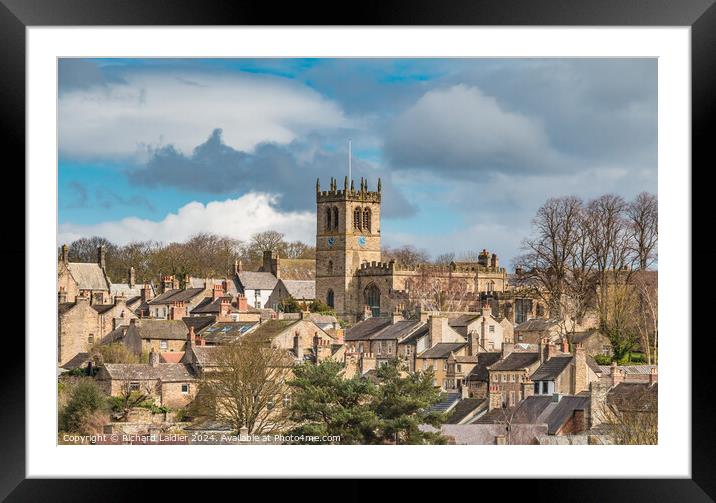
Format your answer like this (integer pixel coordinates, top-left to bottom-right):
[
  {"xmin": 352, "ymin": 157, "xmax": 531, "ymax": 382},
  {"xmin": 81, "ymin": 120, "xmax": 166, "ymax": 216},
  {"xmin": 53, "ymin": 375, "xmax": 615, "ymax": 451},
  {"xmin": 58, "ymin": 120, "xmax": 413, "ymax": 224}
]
[
  {"xmin": 327, "ymin": 237, "xmax": 335, "ymax": 248},
  {"xmin": 357, "ymin": 236, "xmax": 367, "ymax": 248}
]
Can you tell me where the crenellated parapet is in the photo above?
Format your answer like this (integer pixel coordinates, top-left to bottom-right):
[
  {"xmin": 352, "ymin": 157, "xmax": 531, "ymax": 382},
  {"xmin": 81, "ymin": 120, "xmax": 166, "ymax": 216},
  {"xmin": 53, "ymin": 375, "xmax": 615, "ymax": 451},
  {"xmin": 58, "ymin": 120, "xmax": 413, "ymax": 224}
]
[
  {"xmin": 357, "ymin": 260, "xmax": 395, "ymax": 275},
  {"xmin": 316, "ymin": 176, "xmax": 381, "ymax": 203}
]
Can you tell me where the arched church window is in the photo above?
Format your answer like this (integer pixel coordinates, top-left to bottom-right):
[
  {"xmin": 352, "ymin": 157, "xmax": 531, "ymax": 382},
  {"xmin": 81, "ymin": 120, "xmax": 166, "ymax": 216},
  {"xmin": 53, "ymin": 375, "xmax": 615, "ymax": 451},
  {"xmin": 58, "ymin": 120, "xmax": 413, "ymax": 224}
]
[
  {"xmin": 327, "ymin": 289, "xmax": 334, "ymax": 308},
  {"xmin": 363, "ymin": 208, "xmax": 371, "ymax": 232},
  {"xmin": 328, "ymin": 260, "xmax": 333, "ymax": 274},
  {"xmin": 354, "ymin": 207, "xmax": 362, "ymax": 230},
  {"xmin": 333, "ymin": 207, "xmax": 339, "ymax": 230},
  {"xmin": 487, "ymin": 280, "xmax": 495, "ymax": 292},
  {"xmin": 326, "ymin": 207, "xmax": 332, "ymax": 231},
  {"xmin": 364, "ymin": 283, "xmax": 381, "ymax": 316}
]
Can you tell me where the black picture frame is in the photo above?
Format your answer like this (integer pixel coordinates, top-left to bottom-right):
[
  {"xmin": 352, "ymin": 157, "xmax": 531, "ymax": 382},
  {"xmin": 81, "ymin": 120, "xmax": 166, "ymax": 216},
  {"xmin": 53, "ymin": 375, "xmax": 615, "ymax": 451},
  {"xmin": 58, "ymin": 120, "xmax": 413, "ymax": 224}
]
[{"xmin": 2, "ymin": 0, "xmax": 711, "ymax": 499}]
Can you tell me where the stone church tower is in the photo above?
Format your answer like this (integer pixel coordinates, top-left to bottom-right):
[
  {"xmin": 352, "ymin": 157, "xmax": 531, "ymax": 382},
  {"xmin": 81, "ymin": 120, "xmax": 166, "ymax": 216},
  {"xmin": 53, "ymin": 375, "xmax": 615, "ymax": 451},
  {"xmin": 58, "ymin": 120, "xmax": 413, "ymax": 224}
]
[{"xmin": 315, "ymin": 176, "xmax": 382, "ymax": 321}]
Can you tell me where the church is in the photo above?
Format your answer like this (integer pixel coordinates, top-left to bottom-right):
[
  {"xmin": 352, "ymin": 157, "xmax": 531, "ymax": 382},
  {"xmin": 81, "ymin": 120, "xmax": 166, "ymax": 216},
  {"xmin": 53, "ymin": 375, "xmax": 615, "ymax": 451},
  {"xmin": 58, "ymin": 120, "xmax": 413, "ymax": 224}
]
[{"xmin": 315, "ymin": 177, "xmax": 508, "ymax": 322}]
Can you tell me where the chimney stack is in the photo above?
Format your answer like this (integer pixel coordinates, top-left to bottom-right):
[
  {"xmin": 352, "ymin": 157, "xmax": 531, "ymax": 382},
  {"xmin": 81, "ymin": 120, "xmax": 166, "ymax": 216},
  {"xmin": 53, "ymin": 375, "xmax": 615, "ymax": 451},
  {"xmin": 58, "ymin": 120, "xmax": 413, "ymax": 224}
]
[
  {"xmin": 610, "ymin": 361, "xmax": 624, "ymax": 387},
  {"xmin": 490, "ymin": 253, "xmax": 499, "ymax": 269},
  {"xmin": 501, "ymin": 342, "xmax": 514, "ymax": 358},
  {"xmin": 97, "ymin": 245, "xmax": 106, "ymax": 270},
  {"xmin": 649, "ymin": 367, "xmax": 658, "ymax": 385},
  {"xmin": 128, "ymin": 267, "xmax": 136, "ymax": 288},
  {"xmin": 561, "ymin": 337, "xmax": 570, "ymax": 354},
  {"xmin": 141, "ymin": 283, "xmax": 154, "ymax": 303},
  {"xmin": 488, "ymin": 384, "xmax": 502, "ymax": 411},
  {"xmin": 149, "ymin": 350, "xmax": 160, "ymax": 367},
  {"xmin": 573, "ymin": 343, "xmax": 587, "ymax": 394},
  {"xmin": 61, "ymin": 244, "xmax": 69, "ymax": 264},
  {"xmin": 391, "ymin": 306, "xmax": 403, "ymax": 324},
  {"xmin": 187, "ymin": 326, "xmax": 196, "ymax": 348},
  {"xmin": 58, "ymin": 288, "xmax": 67, "ymax": 304},
  {"xmin": 169, "ymin": 301, "xmax": 186, "ymax": 320},
  {"xmin": 212, "ymin": 283, "xmax": 224, "ymax": 301},
  {"xmin": 236, "ymin": 293, "xmax": 248, "ymax": 312},
  {"xmin": 429, "ymin": 315, "xmax": 448, "ymax": 346}
]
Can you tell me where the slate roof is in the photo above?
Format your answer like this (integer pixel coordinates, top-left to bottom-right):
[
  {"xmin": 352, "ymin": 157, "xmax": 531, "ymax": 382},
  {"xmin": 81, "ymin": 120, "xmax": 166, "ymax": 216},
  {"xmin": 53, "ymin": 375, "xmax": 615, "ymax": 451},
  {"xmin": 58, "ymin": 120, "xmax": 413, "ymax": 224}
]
[
  {"xmin": 571, "ymin": 331, "xmax": 603, "ymax": 344},
  {"xmin": 58, "ymin": 302, "xmax": 76, "ymax": 315},
  {"xmin": 417, "ymin": 342, "xmax": 467, "ymax": 359},
  {"xmin": 101, "ymin": 363, "xmax": 196, "ymax": 382},
  {"xmin": 531, "ymin": 355, "xmax": 573, "ymax": 381},
  {"xmin": 476, "ymin": 394, "xmax": 590, "ymax": 435},
  {"xmin": 237, "ymin": 271, "xmax": 278, "ymax": 291},
  {"xmin": 488, "ymin": 352, "xmax": 540, "ymax": 371},
  {"xmin": 345, "ymin": 317, "xmax": 392, "ymax": 341},
  {"xmin": 598, "ymin": 364, "xmax": 658, "ymax": 375},
  {"xmin": 61, "ymin": 352, "xmax": 91, "ymax": 370},
  {"xmin": 148, "ymin": 288, "xmax": 206, "ymax": 305},
  {"xmin": 586, "ymin": 355, "xmax": 602, "ymax": 375},
  {"xmin": 66, "ymin": 262, "xmax": 109, "ymax": 291},
  {"xmin": 92, "ymin": 304, "xmax": 115, "ymax": 314},
  {"xmin": 515, "ymin": 318, "xmax": 560, "ymax": 332},
  {"xmin": 446, "ymin": 398, "xmax": 487, "ymax": 424},
  {"xmin": 465, "ymin": 352, "xmax": 502, "ymax": 382},
  {"xmin": 128, "ymin": 319, "xmax": 188, "ymax": 340},
  {"xmin": 543, "ymin": 395, "xmax": 590, "ymax": 434},
  {"xmin": 182, "ymin": 315, "xmax": 216, "ymax": 333},
  {"xmin": 400, "ymin": 324, "xmax": 429, "ymax": 345},
  {"xmin": 281, "ymin": 280, "xmax": 315, "ymax": 300},
  {"xmin": 370, "ymin": 320, "xmax": 424, "ymax": 341},
  {"xmin": 448, "ymin": 314, "xmax": 481, "ymax": 327},
  {"xmin": 607, "ymin": 382, "xmax": 658, "ymax": 412}
]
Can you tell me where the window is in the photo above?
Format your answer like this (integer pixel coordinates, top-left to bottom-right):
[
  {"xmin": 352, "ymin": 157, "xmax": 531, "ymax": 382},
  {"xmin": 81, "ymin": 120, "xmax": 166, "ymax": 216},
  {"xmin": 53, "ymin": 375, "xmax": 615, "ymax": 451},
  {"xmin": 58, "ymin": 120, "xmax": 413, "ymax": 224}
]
[
  {"xmin": 255, "ymin": 290, "xmax": 261, "ymax": 309},
  {"xmin": 456, "ymin": 364, "xmax": 462, "ymax": 373},
  {"xmin": 510, "ymin": 373, "xmax": 516, "ymax": 382},
  {"xmin": 444, "ymin": 361, "xmax": 448, "ymax": 371},
  {"xmin": 326, "ymin": 207, "xmax": 332, "ymax": 230},
  {"xmin": 489, "ymin": 325, "xmax": 495, "ymax": 333},
  {"xmin": 326, "ymin": 289, "xmax": 334, "ymax": 308},
  {"xmin": 542, "ymin": 381, "xmax": 549, "ymax": 394},
  {"xmin": 501, "ymin": 374, "xmax": 507, "ymax": 382},
  {"xmin": 509, "ymin": 391, "xmax": 515, "ymax": 406},
  {"xmin": 327, "ymin": 260, "xmax": 333, "ymax": 274},
  {"xmin": 333, "ymin": 207, "xmax": 339, "ymax": 230},
  {"xmin": 87, "ymin": 334, "xmax": 94, "ymax": 345},
  {"xmin": 492, "ymin": 374, "xmax": 498, "ymax": 382},
  {"xmin": 129, "ymin": 382, "xmax": 140, "ymax": 392},
  {"xmin": 363, "ymin": 208, "xmax": 371, "ymax": 232},
  {"xmin": 160, "ymin": 340, "xmax": 168, "ymax": 350},
  {"xmin": 534, "ymin": 382, "xmax": 539, "ymax": 394},
  {"xmin": 354, "ymin": 207, "xmax": 362, "ymax": 230},
  {"xmin": 181, "ymin": 383, "xmax": 190, "ymax": 394}
]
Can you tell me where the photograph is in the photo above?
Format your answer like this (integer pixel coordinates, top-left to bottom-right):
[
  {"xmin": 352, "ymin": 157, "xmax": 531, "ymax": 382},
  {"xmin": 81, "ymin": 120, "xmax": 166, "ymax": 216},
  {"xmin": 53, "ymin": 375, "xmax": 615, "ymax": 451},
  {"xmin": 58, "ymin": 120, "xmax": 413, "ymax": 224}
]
[{"xmin": 56, "ymin": 57, "xmax": 659, "ymax": 446}]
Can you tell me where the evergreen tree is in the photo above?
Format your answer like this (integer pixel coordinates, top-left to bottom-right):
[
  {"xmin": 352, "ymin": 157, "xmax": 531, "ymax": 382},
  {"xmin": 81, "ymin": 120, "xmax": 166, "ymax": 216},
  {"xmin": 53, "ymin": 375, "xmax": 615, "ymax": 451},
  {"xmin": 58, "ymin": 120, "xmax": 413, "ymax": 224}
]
[
  {"xmin": 287, "ymin": 360, "xmax": 381, "ymax": 444},
  {"xmin": 373, "ymin": 359, "xmax": 447, "ymax": 444}
]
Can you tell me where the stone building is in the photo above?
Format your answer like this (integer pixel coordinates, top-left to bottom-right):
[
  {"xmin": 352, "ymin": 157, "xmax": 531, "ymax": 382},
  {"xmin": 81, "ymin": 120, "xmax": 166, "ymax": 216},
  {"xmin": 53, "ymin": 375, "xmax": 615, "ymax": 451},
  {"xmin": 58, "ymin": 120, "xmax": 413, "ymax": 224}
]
[
  {"xmin": 314, "ymin": 177, "xmax": 508, "ymax": 322},
  {"xmin": 57, "ymin": 244, "xmax": 111, "ymax": 305}
]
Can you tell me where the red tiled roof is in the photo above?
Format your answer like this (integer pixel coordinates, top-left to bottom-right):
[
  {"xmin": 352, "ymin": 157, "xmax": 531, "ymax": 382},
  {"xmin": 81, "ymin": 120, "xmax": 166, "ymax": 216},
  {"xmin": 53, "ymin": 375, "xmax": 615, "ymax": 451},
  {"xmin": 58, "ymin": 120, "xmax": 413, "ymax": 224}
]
[{"xmin": 160, "ymin": 351, "xmax": 185, "ymax": 363}]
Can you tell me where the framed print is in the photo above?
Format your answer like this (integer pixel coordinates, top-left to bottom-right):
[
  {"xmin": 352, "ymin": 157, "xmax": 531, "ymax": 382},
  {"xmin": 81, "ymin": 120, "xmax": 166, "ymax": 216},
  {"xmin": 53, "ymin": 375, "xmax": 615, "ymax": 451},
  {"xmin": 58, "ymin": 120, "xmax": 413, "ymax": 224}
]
[{"xmin": 2, "ymin": 0, "xmax": 713, "ymax": 499}]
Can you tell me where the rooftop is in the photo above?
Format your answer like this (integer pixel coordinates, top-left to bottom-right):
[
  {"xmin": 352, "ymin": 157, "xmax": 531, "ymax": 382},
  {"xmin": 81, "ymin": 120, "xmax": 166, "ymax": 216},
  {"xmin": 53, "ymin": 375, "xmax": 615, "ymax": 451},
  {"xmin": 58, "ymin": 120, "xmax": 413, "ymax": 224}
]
[
  {"xmin": 417, "ymin": 342, "xmax": 467, "ymax": 360},
  {"xmin": 531, "ymin": 355, "xmax": 573, "ymax": 381},
  {"xmin": 488, "ymin": 352, "xmax": 540, "ymax": 371},
  {"xmin": 66, "ymin": 262, "xmax": 109, "ymax": 291},
  {"xmin": 100, "ymin": 363, "xmax": 196, "ymax": 382}
]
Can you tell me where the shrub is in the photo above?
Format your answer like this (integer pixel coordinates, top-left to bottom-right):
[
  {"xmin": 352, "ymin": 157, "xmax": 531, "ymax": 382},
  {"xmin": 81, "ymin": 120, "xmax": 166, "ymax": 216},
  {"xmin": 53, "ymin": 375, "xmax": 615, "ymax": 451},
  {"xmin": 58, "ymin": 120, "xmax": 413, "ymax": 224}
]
[
  {"xmin": 59, "ymin": 379, "xmax": 108, "ymax": 433},
  {"xmin": 94, "ymin": 343, "xmax": 140, "ymax": 364},
  {"xmin": 594, "ymin": 354, "xmax": 612, "ymax": 365}
]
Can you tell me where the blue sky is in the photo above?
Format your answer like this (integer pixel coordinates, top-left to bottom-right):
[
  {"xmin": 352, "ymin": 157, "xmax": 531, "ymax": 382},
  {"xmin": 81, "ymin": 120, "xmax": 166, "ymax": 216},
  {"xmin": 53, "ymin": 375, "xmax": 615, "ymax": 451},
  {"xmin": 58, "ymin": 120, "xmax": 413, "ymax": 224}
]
[{"xmin": 58, "ymin": 58, "xmax": 657, "ymax": 265}]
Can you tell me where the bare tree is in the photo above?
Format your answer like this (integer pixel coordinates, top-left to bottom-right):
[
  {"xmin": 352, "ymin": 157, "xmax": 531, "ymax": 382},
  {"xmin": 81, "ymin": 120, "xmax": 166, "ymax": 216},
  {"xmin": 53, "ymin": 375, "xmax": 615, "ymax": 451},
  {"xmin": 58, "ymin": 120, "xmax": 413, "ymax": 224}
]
[
  {"xmin": 594, "ymin": 384, "xmax": 658, "ymax": 445},
  {"xmin": 627, "ymin": 192, "xmax": 658, "ymax": 270},
  {"xmin": 433, "ymin": 252, "xmax": 455, "ymax": 266},
  {"xmin": 110, "ymin": 382, "xmax": 155, "ymax": 421},
  {"xmin": 191, "ymin": 334, "xmax": 293, "ymax": 434},
  {"xmin": 382, "ymin": 245, "xmax": 429, "ymax": 267},
  {"xmin": 514, "ymin": 196, "xmax": 584, "ymax": 319},
  {"xmin": 632, "ymin": 271, "xmax": 658, "ymax": 364}
]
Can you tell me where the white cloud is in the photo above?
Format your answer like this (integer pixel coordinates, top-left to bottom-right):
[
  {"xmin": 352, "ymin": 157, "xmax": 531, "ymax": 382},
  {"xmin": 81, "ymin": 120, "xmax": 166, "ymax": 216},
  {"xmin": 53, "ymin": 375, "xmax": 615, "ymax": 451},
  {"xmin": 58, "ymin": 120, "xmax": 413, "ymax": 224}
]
[
  {"xmin": 385, "ymin": 84, "xmax": 567, "ymax": 174},
  {"xmin": 58, "ymin": 193, "xmax": 315, "ymax": 246},
  {"xmin": 59, "ymin": 71, "xmax": 348, "ymax": 159}
]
